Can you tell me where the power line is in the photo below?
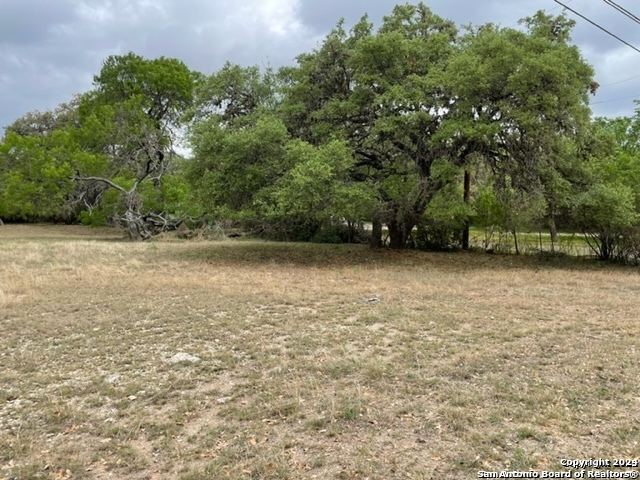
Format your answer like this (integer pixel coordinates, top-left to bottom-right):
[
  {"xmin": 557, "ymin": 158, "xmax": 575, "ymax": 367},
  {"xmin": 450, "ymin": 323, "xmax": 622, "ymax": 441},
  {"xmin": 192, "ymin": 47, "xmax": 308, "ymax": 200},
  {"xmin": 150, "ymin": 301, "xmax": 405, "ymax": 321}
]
[
  {"xmin": 591, "ymin": 93, "xmax": 640, "ymax": 105},
  {"xmin": 559, "ymin": 1, "xmax": 640, "ymax": 89},
  {"xmin": 506, "ymin": 0, "xmax": 572, "ymax": 28},
  {"xmin": 553, "ymin": 0, "xmax": 640, "ymax": 55},
  {"xmin": 599, "ymin": 74, "xmax": 640, "ymax": 88},
  {"xmin": 603, "ymin": 0, "xmax": 640, "ymax": 26},
  {"xmin": 552, "ymin": 1, "xmax": 640, "ymax": 109},
  {"xmin": 547, "ymin": 0, "xmax": 573, "ymax": 13}
]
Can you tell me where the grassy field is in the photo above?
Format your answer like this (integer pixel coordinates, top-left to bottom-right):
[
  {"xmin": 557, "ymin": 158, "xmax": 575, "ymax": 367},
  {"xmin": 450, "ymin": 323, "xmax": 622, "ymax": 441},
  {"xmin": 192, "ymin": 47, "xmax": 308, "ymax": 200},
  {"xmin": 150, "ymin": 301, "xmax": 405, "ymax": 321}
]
[
  {"xmin": 1, "ymin": 224, "xmax": 639, "ymax": 480},
  {"xmin": 468, "ymin": 228, "xmax": 594, "ymax": 257}
]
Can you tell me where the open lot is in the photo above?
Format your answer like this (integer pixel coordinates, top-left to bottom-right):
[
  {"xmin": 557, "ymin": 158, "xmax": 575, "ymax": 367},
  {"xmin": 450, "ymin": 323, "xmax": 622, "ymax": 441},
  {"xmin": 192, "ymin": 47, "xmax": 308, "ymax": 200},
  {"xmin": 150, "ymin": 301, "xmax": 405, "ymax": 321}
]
[{"xmin": 1, "ymin": 225, "xmax": 639, "ymax": 479}]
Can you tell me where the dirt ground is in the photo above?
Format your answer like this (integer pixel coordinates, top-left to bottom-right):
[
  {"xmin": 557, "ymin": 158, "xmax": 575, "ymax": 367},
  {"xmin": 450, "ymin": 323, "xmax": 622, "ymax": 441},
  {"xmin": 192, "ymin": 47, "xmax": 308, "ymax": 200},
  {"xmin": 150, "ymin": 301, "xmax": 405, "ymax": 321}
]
[{"xmin": 1, "ymin": 224, "xmax": 639, "ymax": 479}]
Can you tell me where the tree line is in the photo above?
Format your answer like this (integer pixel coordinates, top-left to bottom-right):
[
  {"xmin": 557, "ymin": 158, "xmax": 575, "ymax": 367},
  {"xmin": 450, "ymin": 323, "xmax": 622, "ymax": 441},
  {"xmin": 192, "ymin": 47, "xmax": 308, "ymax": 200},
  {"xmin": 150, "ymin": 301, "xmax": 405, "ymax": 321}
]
[{"xmin": 1, "ymin": 3, "xmax": 639, "ymax": 262}]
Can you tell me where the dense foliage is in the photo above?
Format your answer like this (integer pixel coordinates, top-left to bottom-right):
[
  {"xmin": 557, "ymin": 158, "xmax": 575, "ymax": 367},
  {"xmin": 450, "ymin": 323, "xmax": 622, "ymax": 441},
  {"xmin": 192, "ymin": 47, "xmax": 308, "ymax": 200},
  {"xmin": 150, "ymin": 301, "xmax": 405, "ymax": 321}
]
[
  {"xmin": 1, "ymin": 53, "xmax": 196, "ymax": 238},
  {"xmin": 2, "ymin": 3, "xmax": 640, "ymax": 262}
]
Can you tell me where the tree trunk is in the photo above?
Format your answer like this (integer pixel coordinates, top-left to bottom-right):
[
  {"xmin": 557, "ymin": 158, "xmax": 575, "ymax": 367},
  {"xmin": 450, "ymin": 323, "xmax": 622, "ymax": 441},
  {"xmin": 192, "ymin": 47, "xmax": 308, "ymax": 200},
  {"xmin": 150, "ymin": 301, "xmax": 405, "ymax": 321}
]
[
  {"xmin": 462, "ymin": 170, "xmax": 471, "ymax": 250},
  {"xmin": 387, "ymin": 218, "xmax": 412, "ymax": 249},
  {"xmin": 548, "ymin": 215, "xmax": 558, "ymax": 252},
  {"xmin": 388, "ymin": 221, "xmax": 404, "ymax": 249},
  {"xmin": 122, "ymin": 192, "xmax": 151, "ymax": 240},
  {"xmin": 370, "ymin": 218, "xmax": 383, "ymax": 248},
  {"xmin": 600, "ymin": 233, "xmax": 612, "ymax": 261},
  {"xmin": 123, "ymin": 209, "xmax": 151, "ymax": 240}
]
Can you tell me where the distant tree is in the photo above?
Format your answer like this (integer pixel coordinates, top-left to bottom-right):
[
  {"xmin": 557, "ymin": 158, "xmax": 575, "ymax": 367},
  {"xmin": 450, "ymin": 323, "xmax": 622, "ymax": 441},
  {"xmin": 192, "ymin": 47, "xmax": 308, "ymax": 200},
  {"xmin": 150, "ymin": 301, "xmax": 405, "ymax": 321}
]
[
  {"xmin": 265, "ymin": 139, "xmax": 376, "ymax": 236},
  {"xmin": 280, "ymin": 3, "xmax": 459, "ymax": 248},
  {"xmin": 443, "ymin": 12, "xmax": 595, "ymax": 246},
  {"xmin": 576, "ymin": 183, "xmax": 638, "ymax": 261},
  {"xmin": 73, "ymin": 52, "xmax": 197, "ymax": 238},
  {"xmin": 0, "ymin": 131, "xmax": 75, "ymax": 221},
  {"xmin": 186, "ymin": 63, "xmax": 375, "ymax": 239},
  {"xmin": 573, "ymin": 116, "xmax": 640, "ymax": 262},
  {"xmin": 186, "ymin": 111, "xmax": 292, "ymax": 222},
  {"xmin": 0, "ymin": 53, "xmax": 196, "ymax": 233},
  {"xmin": 278, "ymin": 7, "xmax": 595, "ymax": 249},
  {"xmin": 189, "ymin": 62, "xmax": 278, "ymax": 124},
  {"xmin": 0, "ymin": 96, "xmax": 91, "ymax": 223},
  {"xmin": 5, "ymin": 96, "xmax": 80, "ymax": 137}
]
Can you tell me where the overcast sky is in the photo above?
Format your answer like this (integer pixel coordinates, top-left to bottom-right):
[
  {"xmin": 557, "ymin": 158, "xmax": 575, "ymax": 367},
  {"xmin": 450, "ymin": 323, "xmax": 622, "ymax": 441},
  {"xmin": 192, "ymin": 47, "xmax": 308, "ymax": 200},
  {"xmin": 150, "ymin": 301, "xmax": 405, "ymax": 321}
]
[{"xmin": 2, "ymin": 0, "xmax": 640, "ymax": 135}]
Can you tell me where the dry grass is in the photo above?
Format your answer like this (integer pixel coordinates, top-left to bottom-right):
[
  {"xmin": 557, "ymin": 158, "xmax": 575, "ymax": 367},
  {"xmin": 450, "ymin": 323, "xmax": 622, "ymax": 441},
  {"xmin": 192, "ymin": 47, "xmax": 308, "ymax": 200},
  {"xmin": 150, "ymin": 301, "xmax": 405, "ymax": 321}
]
[{"xmin": 1, "ymin": 224, "xmax": 639, "ymax": 480}]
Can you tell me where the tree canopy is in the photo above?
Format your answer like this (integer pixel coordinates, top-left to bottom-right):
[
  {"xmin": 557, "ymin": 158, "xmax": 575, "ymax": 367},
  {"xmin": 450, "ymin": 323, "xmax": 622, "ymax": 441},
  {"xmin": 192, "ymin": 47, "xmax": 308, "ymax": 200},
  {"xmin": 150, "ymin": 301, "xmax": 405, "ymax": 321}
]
[
  {"xmin": 2, "ymin": 3, "xmax": 640, "ymax": 262},
  {"xmin": 0, "ymin": 52, "xmax": 197, "ymax": 237}
]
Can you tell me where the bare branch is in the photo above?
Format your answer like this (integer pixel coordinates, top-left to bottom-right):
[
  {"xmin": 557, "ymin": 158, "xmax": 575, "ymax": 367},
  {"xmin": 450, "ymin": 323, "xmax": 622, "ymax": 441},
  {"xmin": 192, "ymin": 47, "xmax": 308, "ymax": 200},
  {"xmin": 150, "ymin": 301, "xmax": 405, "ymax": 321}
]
[{"xmin": 75, "ymin": 176, "xmax": 127, "ymax": 194}]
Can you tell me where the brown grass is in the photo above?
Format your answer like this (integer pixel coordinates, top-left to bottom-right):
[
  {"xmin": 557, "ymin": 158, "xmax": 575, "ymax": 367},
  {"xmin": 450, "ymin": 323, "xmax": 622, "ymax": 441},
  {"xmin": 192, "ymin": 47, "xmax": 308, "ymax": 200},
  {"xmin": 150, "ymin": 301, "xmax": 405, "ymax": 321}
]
[{"xmin": 1, "ymin": 224, "xmax": 639, "ymax": 480}]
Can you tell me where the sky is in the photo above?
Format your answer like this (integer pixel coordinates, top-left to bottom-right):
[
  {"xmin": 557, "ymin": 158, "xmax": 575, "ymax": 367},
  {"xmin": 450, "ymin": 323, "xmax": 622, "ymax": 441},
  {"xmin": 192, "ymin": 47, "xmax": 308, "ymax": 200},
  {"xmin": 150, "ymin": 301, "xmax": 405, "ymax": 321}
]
[{"xmin": 2, "ymin": 0, "xmax": 640, "ymax": 134}]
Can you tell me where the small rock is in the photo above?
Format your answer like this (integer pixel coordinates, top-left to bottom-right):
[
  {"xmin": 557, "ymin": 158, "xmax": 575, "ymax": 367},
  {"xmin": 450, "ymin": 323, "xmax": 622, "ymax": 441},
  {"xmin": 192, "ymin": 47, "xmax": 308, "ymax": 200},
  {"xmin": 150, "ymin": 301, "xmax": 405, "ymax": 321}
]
[
  {"xmin": 167, "ymin": 352, "xmax": 201, "ymax": 364},
  {"xmin": 216, "ymin": 397, "xmax": 232, "ymax": 405},
  {"xmin": 362, "ymin": 296, "xmax": 380, "ymax": 303}
]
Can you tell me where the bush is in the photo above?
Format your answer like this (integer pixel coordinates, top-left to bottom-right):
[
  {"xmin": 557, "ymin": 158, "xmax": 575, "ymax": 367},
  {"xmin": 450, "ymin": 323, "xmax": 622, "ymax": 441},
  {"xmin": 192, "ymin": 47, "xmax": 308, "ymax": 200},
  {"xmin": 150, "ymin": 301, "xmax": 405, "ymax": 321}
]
[
  {"xmin": 575, "ymin": 183, "xmax": 639, "ymax": 262},
  {"xmin": 311, "ymin": 223, "xmax": 352, "ymax": 244},
  {"xmin": 415, "ymin": 183, "xmax": 471, "ymax": 251},
  {"xmin": 79, "ymin": 209, "xmax": 108, "ymax": 227},
  {"xmin": 415, "ymin": 217, "xmax": 464, "ymax": 251},
  {"xmin": 623, "ymin": 228, "xmax": 640, "ymax": 265}
]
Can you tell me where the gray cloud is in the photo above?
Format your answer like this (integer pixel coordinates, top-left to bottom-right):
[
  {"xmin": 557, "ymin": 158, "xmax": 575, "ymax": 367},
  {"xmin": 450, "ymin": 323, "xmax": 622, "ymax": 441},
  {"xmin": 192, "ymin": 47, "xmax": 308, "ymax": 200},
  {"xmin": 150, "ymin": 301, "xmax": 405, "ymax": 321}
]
[
  {"xmin": 297, "ymin": 0, "xmax": 374, "ymax": 33},
  {"xmin": 2, "ymin": 0, "xmax": 640, "ymax": 134},
  {"xmin": 0, "ymin": 0, "xmax": 78, "ymax": 45}
]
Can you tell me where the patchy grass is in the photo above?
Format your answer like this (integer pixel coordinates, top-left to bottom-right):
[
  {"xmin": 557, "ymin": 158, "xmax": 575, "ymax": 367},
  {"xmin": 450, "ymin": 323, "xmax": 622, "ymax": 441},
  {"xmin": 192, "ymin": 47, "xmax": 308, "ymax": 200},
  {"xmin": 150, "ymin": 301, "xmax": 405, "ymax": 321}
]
[
  {"xmin": 1, "ymin": 224, "xmax": 639, "ymax": 480},
  {"xmin": 469, "ymin": 227, "xmax": 594, "ymax": 257}
]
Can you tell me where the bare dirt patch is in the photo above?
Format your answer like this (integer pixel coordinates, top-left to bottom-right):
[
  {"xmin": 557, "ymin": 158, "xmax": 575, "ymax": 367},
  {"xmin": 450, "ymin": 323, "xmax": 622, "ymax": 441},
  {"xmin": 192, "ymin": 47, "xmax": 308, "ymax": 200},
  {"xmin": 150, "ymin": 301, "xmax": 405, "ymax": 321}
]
[{"xmin": 1, "ymin": 224, "xmax": 639, "ymax": 479}]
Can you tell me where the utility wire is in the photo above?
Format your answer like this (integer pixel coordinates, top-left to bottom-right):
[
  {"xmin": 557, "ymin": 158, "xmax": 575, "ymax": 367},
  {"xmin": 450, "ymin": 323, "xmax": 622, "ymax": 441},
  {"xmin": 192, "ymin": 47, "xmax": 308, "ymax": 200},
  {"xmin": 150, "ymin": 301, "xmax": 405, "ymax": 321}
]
[
  {"xmin": 547, "ymin": 0, "xmax": 573, "ymax": 13},
  {"xmin": 591, "ymin": 94, "xmax": 640, "ymax": 105},
  {"xmin": 553, "ymin": 0, "xmax": 640, "ymax": 55},
  {"xmin": 599, "ymin": 0, "xmax": 640, "ymax": 88},
  {"xmin": 599, "ymin": 74, "xmax": 640, "ymax": 88},
  {"xmin": 557, "ymin": 1, "xmax": 640, "ymax": 90},
  {"xmin": 603, "ymin": 0, "xmax": 640, "ymax": 26},
  {"xmin": 505, "ymin": 0, "xmax": 571, "ymax": 28}
]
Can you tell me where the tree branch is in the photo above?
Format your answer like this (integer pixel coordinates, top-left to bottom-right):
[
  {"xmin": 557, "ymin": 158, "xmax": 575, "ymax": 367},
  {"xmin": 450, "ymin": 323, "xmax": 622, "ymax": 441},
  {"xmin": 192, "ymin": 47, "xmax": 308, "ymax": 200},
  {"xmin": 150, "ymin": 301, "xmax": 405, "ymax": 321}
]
[{"xmin": 74, "ymin": 176, "xmax": 127, "ymax": 194}]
